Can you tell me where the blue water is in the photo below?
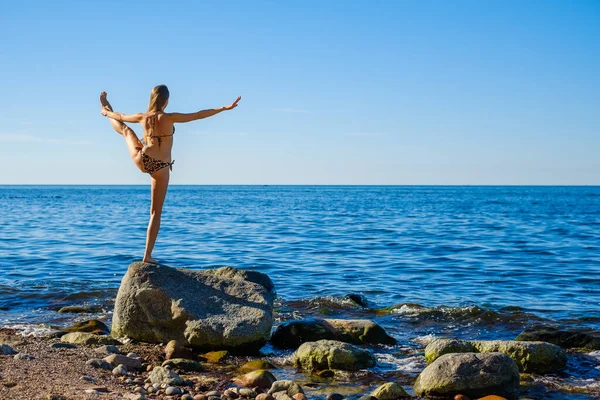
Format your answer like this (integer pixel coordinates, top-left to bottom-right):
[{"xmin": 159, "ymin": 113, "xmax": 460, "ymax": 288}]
[{"xmin": 1, "ymin": 185, "xmax": 599, "ymax": 397}]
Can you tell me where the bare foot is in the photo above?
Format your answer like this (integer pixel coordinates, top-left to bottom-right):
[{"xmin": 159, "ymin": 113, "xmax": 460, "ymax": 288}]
[
  {"xmin": 99, "ymin": 91, "xmax": 113, "ymax": 112},
  {"xmin": 143, "ymin": 256, "xmax": 159, "ymax": 264}
]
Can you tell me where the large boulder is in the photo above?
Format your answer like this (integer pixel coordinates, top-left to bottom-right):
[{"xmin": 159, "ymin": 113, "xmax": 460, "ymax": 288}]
[
  {"xmin": 294, "ymin": 339, "xmax": 376, "ymax": 371},
  {"xmin": 111, "ymin": 263, "xmax": 275, "ymax": 352},
  {"xmin": 270, "ymin": 318, "xmax": 396, "ymax": 348},
  {"xmin": 414, "ymin": 352, "xmax": 520, "ymax": 400},
  {"xmin": 424, "ymin": 338, "xmax": 567, "ymax": 373},
  {"xmin": 516, "ymin": 324, "xmax": 600, "ymax": 350}
]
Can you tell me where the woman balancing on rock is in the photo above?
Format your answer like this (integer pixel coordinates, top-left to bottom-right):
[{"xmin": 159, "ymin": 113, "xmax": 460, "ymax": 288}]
[{"xmin": 100, "ymin": 86, "xmax": 241, "ymax": 263}]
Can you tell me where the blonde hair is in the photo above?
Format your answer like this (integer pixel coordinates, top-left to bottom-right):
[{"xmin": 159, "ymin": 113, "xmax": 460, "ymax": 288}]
[{"xmin": 145, "ymin": 85, "xmax": 170, "ymax": 143}]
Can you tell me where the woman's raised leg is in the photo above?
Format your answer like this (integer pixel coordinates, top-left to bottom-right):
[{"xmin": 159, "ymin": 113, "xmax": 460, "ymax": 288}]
[
  {"xmin": 100, "ymin": 92, "xmax": 144, "ymax": 171},
  {"xmin": 143, "ymin": 167, "xmax": 170, "ymax": 263}
]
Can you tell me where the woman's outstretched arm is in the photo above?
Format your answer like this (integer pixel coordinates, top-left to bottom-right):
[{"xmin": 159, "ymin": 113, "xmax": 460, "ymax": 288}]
[
  {"xmin": 101, "ymin": 108, "xmax": 144, "ymax": 123},
  {"xmin": 168, "ymin": 96, "xmax": 241, "ymax": 123}
]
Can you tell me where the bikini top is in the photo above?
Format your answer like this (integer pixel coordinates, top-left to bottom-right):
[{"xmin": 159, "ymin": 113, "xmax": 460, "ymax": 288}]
[{"xmin": 147, "ymin": 111, "xmax": 175, "ymax": 145}]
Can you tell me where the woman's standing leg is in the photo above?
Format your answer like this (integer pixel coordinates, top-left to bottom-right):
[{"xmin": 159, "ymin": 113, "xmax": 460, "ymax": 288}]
[
  {"xmin": 100, "ymin": 92, "xmax": 144, "ymax": 171},
  {"xmin": 143, "ymin": 167, "xmax": 170, "ymax": 263}
]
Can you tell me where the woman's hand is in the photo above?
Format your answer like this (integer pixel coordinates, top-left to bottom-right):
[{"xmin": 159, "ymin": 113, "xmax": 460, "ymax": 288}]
[
  {"xmin": 101, "ymin": 107, "xmax": 109, "ymax": 116},
  {"xmin": 223, "ymin": 96, "xmax": 242, "ymax": 111}
]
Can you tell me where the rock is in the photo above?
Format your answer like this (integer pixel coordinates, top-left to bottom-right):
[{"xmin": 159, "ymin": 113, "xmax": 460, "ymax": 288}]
[
  {"xmin": 63, "ymin": 319, "xmax": 110, "ymax": 335},
  {"xmin": 86, "ymin": 358, "xmax": 112, "ymax": 370},
  {"xmin": 111, "ymin": 263, "xmax": 276, "ymax": 352},
  {"xmin": 516, "ymin": 324, "xmax": 600, "ymax": 350},
  {"xmin": 471, "ymin": 340, "xmax": 566, "ymax": 373},
  {"xmin": 414, "ymin": 353, "xmax": 520, "ymax": 400},
  {"xmin": 206, "ymin": 391, "xmax": 221, "ymax": 397},
  {"xmin": 239, "ymin": 360, "xmax": 276, "ymax": 372},
  {"xmin": 194, "ymin": 395, "xmax": 208, "ymax": 400},
  {"xmin": 294, "ymin": 340, "xmax": 376, "ymax": 371},
  {"xmin": 327, "ymin": 319, "xmax": 396, "ymax": 345},
  {"xmin": 424, "ymin": 338, "xmax": 567, "ymax": 373},
  {"xmin": 370, "ymin": 382, "xmax": 409, "ymax": 400},
  {"xmin": 113, "ymin": 364, "xmax": 127, "ymax": 376},
  {"xmin": 203, "ymin": 350, "xmax": 229, "ymax": 363},
  {"xmin": 344, "ymin": 293, "xmax": 370, "ymax": 308},
  {"xmin": 80, "ymin": 376, "xmax": 95, "ymax": 382},
  {"xmin": 61, "ymin": 332, "xmax": 120, "ymax": 345},
  {"xmin": 234, "ymin": 370, "xmax": 277, "ymax": 390},
  {"xmin": 424, "ymin": 339, "xmax": 478, "ymax": 364},
  {"xmin": 58, "ymin": 305, "xmax": 103, "ymax": 314},
  {"xmin": 14, "ymin": 353, "xmax": 35, "ymax": 360},
  {"xmin": 239, "ymin": 388, "xmax": 258, "ymax": 397},
  {"xmin": 162, "ymin": 358, "xmax": 203, "ymax": 371},
  {"xmin": 166, "ymin": 386, "xmax": 182, "ymax": 395},
  {"xmin": 96, "ymin": 345, "xmax": 122, "ymax": 355},
  {"xmin": 148, "ymin": 366, "xmax": 183, "ymax": 385},
  {"xmin": 224, "ymin": 389, "xmax": 240, "ymax": 398},
  {"xmin": 165, "ymin": 339, "xmax": 194, "ymax": 360},
  {"xmin": 182, "ymin": 395, "xmax": 194, "ymax": 400},
  {"xmin": 0, "ymin": 344, "xmax": 17, "ymax": 355},
  {"xmin": 50, "ymin": 343, "xmax": 77, "ymax": 349},
  {"xmin": 104, "ymin": 354, "xmax": 142, "ymax": 370},
  {"xmin": 127, "ymin": 352, "xmax": 140, "ymax": 358},
  {"xmin": 292, "ymin": 394, "xmax": 307, "ymax": 400},
  {"xmin": 256, "ymin": 395, "xmax": 274, "ymax": 400},
  {"xmin": 267, "ymin": 380, "xmax": 304, "ymax": 399},
  {"xmin": 326, "ymin": 393, "xmax": 344, "ymax": 400},
  {"xmin": 271, "ymin": 318, "xmax": 395, "ymax": 348}
]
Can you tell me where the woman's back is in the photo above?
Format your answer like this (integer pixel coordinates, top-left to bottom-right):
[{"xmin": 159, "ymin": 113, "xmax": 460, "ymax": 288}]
[{"xmin": 142, "ymin": 112, "xmax": 175, "ymax": 161}]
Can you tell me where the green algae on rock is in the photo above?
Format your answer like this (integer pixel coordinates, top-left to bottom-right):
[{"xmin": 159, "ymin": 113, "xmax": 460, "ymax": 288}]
[
  {"xmin": 424, "ymin": 338, "xmax": 567, "ymax": 373},
  {"xmin": 294, "ymin": 340, "xmax": 376, "ymax": 371}
]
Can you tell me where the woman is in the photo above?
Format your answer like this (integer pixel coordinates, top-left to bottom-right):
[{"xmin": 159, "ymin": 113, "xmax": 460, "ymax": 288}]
[{"xmin": 100, "ymin": 85, "xmax": 241, "ymax": 263}]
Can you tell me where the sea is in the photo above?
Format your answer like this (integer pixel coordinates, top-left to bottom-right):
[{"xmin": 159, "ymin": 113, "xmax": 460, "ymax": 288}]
[{"xmin": 1, "ymin": 185, "xmax": 599, "ymax": 398}]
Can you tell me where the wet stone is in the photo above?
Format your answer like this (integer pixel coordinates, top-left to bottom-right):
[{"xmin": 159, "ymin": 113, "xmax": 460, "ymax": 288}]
[
  {"xmin": 50, "ymin": 343, "xmax": 77, "ymax": 349},
  {"xmin": 326, "ymin": 394, "xmax": 344, "ymax": 400},
  {"xmin": 166, "ymin": 386, "xmax": 183, "ymax": 395}
]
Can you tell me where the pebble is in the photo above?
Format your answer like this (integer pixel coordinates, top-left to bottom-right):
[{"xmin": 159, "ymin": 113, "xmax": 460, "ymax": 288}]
[
  {"xmin": 86, "ymin": 358, "xmax": 112, "ymax": 370},
  {"xmin": 255, "ymin": 394, "xmax": 274, "ymax": 400},
  {"xmin": 194, "ymin": 395, "xmax": 207, "ymax": 400},
  {"xmin": 113, "ymin": 364, "xmax": 127, "ymax": 376},
  {"xmin": 326, "ymin": 393, "xmax": 344, "ymax": 400},
  {"xmin": 147, "ymin": 387, "xmax": 156, "ymax": 393},
  {"xmin": 293, "ymin": 395, "xmax": 307, "ymax": 400},
  {"xmin": 80, "ymin": 376, "xmax": 95, "ymax": 383},
  {"xmin": 239, "ymin": 388, "xmax": 257, "ymax": 398},
  {"xmin": 14, "ymin": 353, "xmax": 35, "ymax": 360},
  {"xmin": 181, "ymin": 395, "xmax": 194, "ymax": 400},
  {"xmin": 84, "ymin": 390, "xmax": 100, "ymax": 395},
  {"xmin": 134, "ymin": 387, "xmax": 148, "ymax": 394},
  {"xmin": 127, "ymin": 352, "xmax": 140, "ymax": 358},
  {"xmin": 206, "ymin": 391, "xmax": 221, "ymax": 397},
  {"xmin": 50, "ymin": 343, "xmax": 77, "ymax": 349},
  {"xmin": 96, "ymin": 345, "xmax": 122, "ymax": 354},
  {"xmin": 166, "ymin": 386, "xmax": 183, "ymax": 395},
  {"xmin": 225, "ymin": 389, "xmax": 240, "ymax": 398},
  {"xmin": 208, "ymin": 396, "xmax": 221, "ymax": 400}
]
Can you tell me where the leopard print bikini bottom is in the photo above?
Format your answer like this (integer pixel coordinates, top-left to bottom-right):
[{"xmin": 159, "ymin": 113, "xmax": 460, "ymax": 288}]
[{"xmin": 138, "ymin": 149, "xmax": 174, "ymax": 175}]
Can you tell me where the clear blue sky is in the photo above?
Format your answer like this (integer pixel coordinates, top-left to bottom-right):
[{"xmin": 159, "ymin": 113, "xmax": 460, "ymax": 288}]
[{"xmin": 1, "ymin": 0, "xmax": 598, "ymax": 184}]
